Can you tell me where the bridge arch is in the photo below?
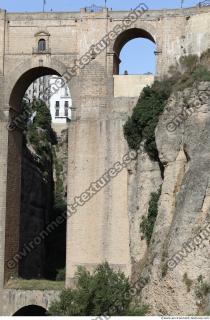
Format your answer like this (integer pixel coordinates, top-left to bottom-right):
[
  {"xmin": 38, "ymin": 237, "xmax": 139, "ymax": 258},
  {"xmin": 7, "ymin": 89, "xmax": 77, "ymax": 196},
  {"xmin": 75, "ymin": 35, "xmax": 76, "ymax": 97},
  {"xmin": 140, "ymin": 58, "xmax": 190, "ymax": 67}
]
[
  {"xmin": 13, "ymin": 305, "xmax": 47, "ymax": 316},
  {"xmin": 113, "ymin": 27, "xmax": 157, "ymax": 75},
  {"xmin": 5, "ymin": 62, "xmax": 71, "ymax": 281},
  {"xmin": 7, "ymin": 58, "xmax": 74, "ymax": 110}
]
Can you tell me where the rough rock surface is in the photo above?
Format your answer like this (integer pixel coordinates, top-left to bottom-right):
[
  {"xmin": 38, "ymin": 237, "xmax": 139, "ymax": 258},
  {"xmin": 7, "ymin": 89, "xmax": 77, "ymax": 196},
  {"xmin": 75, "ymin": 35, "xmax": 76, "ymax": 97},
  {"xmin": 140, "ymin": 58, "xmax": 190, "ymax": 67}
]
[
  {"xmin": 19, "ymin": 146, "xmax": 54, "ymax": 279},
  {"xmin": 53, "ymin": 129, "xmax": 68, "ymax": 199},
  {"xmin": 128, "ymin": 148, "xmax": 162, "ymax": 282},
  {"xmin": 130, "ymin": 82, "xmax": 210, "ymax": 315}
]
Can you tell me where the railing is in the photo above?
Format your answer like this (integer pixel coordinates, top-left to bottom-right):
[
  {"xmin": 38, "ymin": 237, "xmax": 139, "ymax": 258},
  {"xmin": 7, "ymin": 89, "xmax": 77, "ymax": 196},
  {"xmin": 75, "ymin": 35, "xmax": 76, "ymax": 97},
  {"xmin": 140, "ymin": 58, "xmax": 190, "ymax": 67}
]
[
  {"xmin": 197, "ymin": 0, "xmax": 210, "ymax": 6},
  {"xmin": 32, "ymin": 48, "xmax": 51, "ymax": 54},
  {"xmin": 85, "ymin": 4, "xmax": 104, "ymax": 12}
]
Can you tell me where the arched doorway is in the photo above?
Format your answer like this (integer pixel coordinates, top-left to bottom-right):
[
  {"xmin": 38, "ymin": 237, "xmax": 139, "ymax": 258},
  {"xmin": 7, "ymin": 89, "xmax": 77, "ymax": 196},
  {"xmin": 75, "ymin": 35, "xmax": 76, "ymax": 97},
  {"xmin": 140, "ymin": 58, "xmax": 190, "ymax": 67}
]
[
  {"xmin": 113, "ymin": 28, "xmax": 156, "ymax": 75},
  {"xmin": 13, "ymin": 305, "xmax": 47, "ymax": 316},
  {"xmin": 5, "ymin": 66, "xmax": 69, "ymax": 283}
]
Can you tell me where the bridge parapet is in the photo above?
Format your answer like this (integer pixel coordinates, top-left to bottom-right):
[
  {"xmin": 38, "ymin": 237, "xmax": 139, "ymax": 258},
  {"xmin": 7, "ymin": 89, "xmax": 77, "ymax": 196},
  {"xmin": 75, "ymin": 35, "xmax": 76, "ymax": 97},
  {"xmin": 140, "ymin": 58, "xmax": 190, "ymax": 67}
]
[{"xmin": 0, "ymin": 289, "xmax": 60, "ymax": 316}]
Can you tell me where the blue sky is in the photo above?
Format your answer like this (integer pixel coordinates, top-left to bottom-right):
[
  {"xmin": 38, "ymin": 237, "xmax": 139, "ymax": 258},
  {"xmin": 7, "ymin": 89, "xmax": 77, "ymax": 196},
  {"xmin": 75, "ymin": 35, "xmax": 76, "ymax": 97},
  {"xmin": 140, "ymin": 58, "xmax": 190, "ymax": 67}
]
[
  {"xmin": 0, "ymin": 0, "xmax": 199, "ymax": 12},
  {"xmin": 0, "ymin": 0, "xmax": 199, "ymax": 74}
]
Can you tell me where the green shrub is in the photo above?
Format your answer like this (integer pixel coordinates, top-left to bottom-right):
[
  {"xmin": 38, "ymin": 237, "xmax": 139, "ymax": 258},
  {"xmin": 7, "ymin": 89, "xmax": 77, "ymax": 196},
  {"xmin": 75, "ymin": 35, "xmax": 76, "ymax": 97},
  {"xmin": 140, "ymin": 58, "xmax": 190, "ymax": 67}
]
[
  {"xmin": 22, "ymin": 98, "xmax": 57, "ymax": 167},
  {"xmin": 56, "ymin": 268, "xmax": 66, "ymax": 281},
  {"xmin": 127, "ymin": 305, "xmax": 150, "ymax": 316},
  {"xmin": 140, "ymin": 188, "xmax": 161, "ymax": 245},
  {"xmin": 183, "ymin": 272, "xmax": 193, "ymax": 292},
  {"xmin": 124, "ymin": 51, "xmax": 210, "ymax": 159},
  {"xmin": 192, "ymin": 65, "xmax": 210, "ymax": 81},
  {"xmin": 195, "ymin": 275, "xmax": 210, "ymax": 300},
  {"xmin": 124, "ymin": 83, "xmax": 170, "ymax": 160},
  {"xmin": 32, "ymin": 99, "xmax": 52, "ymax": 129},
  {"xmin": 179, "ymin": 54, "xmax": 199, "ymax": 73},
  {"xmin": 53, "ymin": 195, "xmax": 66, "ymax": 215},
  {"xmin": 49, "ymin": 263, "xmax": 132, "ymax": 316}
]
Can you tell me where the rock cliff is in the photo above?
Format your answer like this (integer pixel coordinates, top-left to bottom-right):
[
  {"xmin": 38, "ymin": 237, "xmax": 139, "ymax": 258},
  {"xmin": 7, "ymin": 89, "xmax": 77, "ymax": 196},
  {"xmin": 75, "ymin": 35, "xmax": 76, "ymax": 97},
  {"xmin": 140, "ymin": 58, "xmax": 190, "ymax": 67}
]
[{"xmin": 130, "ymin": 82, "xmax": 210, "ymax": 315}]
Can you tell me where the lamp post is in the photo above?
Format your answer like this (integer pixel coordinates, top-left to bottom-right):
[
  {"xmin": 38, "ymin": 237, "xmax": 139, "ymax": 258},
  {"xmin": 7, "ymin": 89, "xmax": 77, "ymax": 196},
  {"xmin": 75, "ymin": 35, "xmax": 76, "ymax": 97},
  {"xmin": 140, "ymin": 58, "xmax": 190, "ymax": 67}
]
[{"xmin": 43, "ymin": 0, "xmax": 46, "ymax": 12}]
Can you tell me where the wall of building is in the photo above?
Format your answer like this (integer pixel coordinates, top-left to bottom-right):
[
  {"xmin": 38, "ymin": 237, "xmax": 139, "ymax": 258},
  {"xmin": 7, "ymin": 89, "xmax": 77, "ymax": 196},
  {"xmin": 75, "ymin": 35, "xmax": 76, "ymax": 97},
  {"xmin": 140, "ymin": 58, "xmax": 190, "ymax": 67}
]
[
  {"xmin": 114, "ymin": 75, "xmax": 154, "ymax": 97},
  {"xmin": 26, "ymin": 75, "xmax": 72, "ymax": 124}
]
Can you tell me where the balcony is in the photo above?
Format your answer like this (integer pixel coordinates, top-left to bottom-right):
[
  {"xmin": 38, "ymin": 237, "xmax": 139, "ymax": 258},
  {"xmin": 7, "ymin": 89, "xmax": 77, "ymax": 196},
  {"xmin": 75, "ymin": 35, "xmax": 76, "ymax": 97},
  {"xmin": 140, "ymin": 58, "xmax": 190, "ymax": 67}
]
[{"xmin": 32, "ymin": 48, "xmax": 51, "ymax": 55}]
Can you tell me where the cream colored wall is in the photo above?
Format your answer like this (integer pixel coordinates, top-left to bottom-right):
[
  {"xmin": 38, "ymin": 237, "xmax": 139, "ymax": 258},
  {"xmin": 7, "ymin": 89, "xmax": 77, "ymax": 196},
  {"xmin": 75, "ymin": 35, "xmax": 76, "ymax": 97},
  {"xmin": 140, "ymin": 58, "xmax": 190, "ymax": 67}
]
[{"xmin": 113, "ymin": 75, "xmax": 154, "ymax": 98}]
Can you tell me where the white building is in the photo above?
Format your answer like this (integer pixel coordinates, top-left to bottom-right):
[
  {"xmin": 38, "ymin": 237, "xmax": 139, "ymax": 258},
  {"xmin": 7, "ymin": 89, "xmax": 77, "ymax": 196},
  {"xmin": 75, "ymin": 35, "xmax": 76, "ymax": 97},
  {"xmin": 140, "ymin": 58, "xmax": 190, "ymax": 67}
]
[
  {"xmin": 48, "ymin": 76, "xmax": 71, "ymax": 124},
  {"xmin": 26, "ymin": 75, "xmax": 72, "ymax": 124}
]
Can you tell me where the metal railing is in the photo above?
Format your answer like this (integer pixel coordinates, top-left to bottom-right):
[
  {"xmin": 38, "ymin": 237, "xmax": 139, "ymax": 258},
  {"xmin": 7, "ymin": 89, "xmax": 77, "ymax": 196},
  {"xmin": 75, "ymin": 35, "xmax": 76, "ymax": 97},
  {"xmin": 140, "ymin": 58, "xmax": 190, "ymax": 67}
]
[
  {"xmin": 197, "ymin": 0, "xmax": 210, "ymax": 6},
  {"xmin": 85, "ymin": 4, "xmax": 104, "ymax": 12}
]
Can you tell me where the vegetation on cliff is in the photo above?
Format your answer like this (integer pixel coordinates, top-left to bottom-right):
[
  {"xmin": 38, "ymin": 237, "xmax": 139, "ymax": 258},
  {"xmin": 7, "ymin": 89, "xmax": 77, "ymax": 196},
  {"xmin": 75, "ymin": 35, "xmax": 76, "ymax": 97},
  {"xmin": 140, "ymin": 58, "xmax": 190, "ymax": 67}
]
[
  {"xmin": 124, "ymin": 51, "xmax": 210, "ymax": 161},
  {"xmin": 124, "ymin": 82, "xmax": 170, "ymax": 160},
  {"xmin": 22, "ymin": 98, "xmax": 57, "ymax": 169},
  {"xmin": 140, "ymin": 188, "xmax": 161, "ymax": 245},
  {"xmin": 49, "ymin": 262, "xmax": 149, "ymax": 316}
]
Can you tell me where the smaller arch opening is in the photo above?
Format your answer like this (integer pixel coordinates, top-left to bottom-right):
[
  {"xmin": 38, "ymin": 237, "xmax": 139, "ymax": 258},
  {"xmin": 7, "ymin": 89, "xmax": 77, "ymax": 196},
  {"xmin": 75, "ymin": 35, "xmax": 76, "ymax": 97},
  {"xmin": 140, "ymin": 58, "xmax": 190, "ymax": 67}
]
[
  {"xmin": 38, "ymin": 39, "xmax": 46, "ymax": 52},
  {"xmin": 113, "ymin": 28, "xmax": 156, "ymax": 97},
  {"xmin": 13, "ymin": 305, "xmax": 47, "ymax": 316},
  {"xmin": 113, "ymin": 28, "xmax": 156, "ymax": 75}
]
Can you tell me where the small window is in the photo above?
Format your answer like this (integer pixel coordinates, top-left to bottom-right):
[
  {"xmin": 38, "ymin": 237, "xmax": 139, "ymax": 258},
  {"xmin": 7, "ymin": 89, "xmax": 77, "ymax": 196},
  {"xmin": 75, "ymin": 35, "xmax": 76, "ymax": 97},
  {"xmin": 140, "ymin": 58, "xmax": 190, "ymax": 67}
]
[
  {"xmin": 38, "ymin": 39, "xmax": 46, "ymax": 52},
  {"xmin": 64, "ymin": 101, "xmax": 69, "ymax": 117},
  {"xmin": 65, "ymin": 86, "xmax": 69, "ymax": 97},
  {"xmin": 55, "ymin": 101, "xmax": 60, "ymax": 117}
]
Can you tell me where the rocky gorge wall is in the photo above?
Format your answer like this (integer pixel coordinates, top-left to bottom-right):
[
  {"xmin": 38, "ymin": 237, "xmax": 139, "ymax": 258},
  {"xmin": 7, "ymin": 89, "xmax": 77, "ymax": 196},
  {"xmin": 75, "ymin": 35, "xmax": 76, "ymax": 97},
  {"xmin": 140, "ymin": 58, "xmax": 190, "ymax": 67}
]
[
  {"xmin": 128, "ymin": 82, "xmax": 210, "ymax": 315},
  {"xmin": 19, "ymin": 145, "xmax": 54, "ymax": 279}
]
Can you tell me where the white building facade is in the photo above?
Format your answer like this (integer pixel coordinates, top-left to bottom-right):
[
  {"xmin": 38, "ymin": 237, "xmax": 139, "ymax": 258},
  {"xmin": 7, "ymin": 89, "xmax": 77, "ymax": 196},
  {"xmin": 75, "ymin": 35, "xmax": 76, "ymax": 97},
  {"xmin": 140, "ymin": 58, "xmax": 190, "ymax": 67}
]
[{"xmin": 26, "ymin": 75, "xmax": 72, "ymax": 124}]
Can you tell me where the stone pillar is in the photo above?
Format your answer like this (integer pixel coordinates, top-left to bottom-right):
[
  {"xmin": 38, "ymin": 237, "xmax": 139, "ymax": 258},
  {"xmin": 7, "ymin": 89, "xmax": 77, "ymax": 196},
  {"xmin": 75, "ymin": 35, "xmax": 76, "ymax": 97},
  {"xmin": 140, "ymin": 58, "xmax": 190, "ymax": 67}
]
[
  {"xmin": 65, "ymin": 52, "xmax": 131, "ymax": 285},
  {"xmin": 4, "ymin": 120, "xmax": 22, "ymax": 282},
  {"xmin": 0, "ymin": 105, "xmax": 9, "ymax": 287}
]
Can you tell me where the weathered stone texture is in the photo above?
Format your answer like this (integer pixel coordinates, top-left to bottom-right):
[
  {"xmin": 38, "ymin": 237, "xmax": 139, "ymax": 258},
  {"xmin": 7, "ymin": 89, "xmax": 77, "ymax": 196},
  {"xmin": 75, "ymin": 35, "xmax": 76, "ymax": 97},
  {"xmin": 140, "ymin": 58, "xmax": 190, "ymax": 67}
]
[{"xmin": 140, "ymin": 83, "xmax": 210, "ymax": 315}]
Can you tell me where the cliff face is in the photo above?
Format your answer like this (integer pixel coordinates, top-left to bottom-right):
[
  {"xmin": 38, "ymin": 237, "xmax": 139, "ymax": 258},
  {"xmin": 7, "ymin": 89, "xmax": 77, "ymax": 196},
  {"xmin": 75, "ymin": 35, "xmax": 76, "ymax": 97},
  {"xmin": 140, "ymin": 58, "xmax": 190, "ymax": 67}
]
[
  {"xmin": 53, "ymin": 129, "xmax": 68, "ymax": 200},
  {"xmin": 129, "ymin": 82, "xmax": 210, "ymax": 315},
  {"xmin": 19, "ymin": 145, "xmax": 54, "ymax": 279}
]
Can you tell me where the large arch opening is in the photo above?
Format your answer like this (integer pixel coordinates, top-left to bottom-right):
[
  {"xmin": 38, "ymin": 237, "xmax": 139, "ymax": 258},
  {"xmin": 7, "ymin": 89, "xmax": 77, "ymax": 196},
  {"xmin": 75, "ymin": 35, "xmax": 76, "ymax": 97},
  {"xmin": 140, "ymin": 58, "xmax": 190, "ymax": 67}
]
[
  {"xmin": 13, "ymin": 305, "xmax": 47, "ymax": 316},
  {"xmin": 5, "ymin": 67, "xmax": 70, "ymax": 286},
  {"xmin": 113, "ymin": 28, "xmax": 156, "ymax": 97},
  {"xmin": 119, "ymin": 38, "xmax": 156, "ymax": 75}
]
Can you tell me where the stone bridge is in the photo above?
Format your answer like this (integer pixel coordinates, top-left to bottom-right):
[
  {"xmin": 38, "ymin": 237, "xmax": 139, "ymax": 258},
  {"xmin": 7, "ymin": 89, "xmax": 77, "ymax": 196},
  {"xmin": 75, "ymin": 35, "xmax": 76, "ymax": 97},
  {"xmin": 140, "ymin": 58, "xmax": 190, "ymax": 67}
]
[
  {"xmin": 0, "ymin": 289, "xmax": 59, "ymax": 315},
  {"xmin": 0, "ymin": 4, "xmax": 210, "ymax": 315}
]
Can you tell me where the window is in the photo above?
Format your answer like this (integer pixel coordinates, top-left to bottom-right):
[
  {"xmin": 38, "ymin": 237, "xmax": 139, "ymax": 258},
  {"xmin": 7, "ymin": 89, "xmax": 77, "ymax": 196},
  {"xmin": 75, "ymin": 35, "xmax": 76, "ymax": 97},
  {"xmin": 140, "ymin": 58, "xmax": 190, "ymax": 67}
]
[
  {"xmin": 65, "ymin": 86, "xmax": 69, "ymax": 97},
  {"xmin": 38, "ymin": 39, "xmax": 46, "ymax": 52},
  {"xmin": 64, "ymin": 101, "xmax": 69, "ymax": 117},
  {"xmin": 55, "ymin": 101, "xmax": 60, "ymax": 117}
]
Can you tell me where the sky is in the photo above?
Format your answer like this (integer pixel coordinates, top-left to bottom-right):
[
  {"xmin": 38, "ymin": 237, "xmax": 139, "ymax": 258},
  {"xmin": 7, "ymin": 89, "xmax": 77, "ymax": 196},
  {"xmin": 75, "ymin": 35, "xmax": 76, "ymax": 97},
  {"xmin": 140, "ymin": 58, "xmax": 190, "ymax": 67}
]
[
  {"xmin": 0, "ymin": 0, "xmax": 200, "ymax": 74},
  {"xmin": 0, "ymin": 0, "xmax": 199, "ymax": 12}
]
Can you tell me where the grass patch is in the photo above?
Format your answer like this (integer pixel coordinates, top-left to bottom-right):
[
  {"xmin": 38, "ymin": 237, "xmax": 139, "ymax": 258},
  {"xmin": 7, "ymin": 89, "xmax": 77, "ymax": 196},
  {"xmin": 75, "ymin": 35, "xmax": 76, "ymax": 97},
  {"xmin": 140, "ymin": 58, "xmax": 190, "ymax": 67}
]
[{"xmin": 5, "ymin": 278, "xmax": 65, "ymax": 290}]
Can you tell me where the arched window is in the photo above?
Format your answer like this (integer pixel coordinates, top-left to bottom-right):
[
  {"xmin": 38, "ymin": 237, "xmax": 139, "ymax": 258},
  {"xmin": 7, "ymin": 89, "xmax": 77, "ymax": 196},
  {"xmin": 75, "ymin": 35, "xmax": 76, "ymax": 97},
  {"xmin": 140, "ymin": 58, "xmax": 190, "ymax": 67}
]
[{"xmin": 38, "ymin": 39, "xmax": 46, "ymax": 52}]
